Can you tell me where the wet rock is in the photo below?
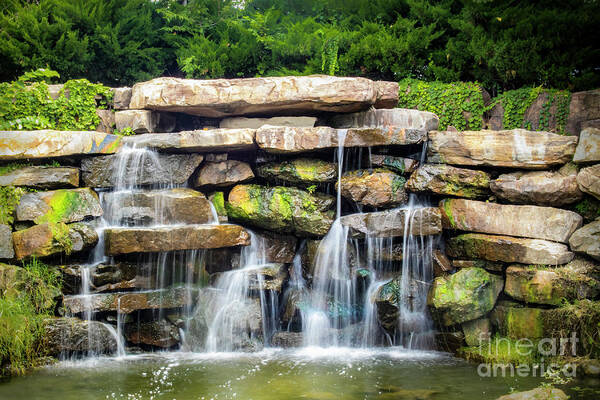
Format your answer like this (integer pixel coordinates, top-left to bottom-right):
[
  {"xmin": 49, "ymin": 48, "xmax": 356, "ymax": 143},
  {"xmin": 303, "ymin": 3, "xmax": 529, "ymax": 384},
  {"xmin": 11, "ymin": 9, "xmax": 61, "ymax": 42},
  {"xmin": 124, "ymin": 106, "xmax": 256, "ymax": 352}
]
[
  {"xmin": 451, "ymin": 259, "xmax": 504, "ymax": 272},
  {"xmin": 577, "ymin": 164, "xmax": 600, "ymax": 200},
  {"xmin": 59, "ymin": 263, "xmax": 138, "ymax": 294},
  {"xmin": 573, "ymin": 127, "xmax": 600, "ymax": 163},
  {"xmin": 16, "ymin": 188, "xmax": 102, "ymax": 224},
  {"xmin": 446, "ymin": 233, "xmax": 574, "ymax": 265},
  {"xmin": 338, "ymin": 169, "xmax": 407, "ymax": 208},
  {"xmin": 81, "ymin": 153, "xmax": 203, "ymax": 188},
  {"xmin": 104, "ymin": 224, "xmax": 250, "ymax": 255},
  {"xmin": 339, "ymin": 208, "xmax": 442, "ymax": 238},
  {"xmin": 439, "ymin": 198, "xmax": 582, "ymax": 243},
  {"xmin": 247, "ymin": 264, "xmax": 288, "ymax": 292},
  {"xmin": 123, "ymin": 129, "xmax": 256, "ymax": 153},
  {"xmin": 462, "ymin": 318, "xmax": 491, "ymax": 346},
  {"xmin": 194, "ymin": 160, "xmax": 254, "ymax": 188},
  {"xmin": 432, "ymin": 250, "xmax": 452, "ymax": 276},
  {"xmin": 254, "ymin": 230, "xmax": 298, "ymax": 263},
  {"xmin": 129, "ymin": 76, "xmax": 397, "ymax": 117},
  {"xmin": 281, "ymin": 288, "xmax": 306, "ymax": 330},
  {"xmin": 368, "ymin": 155, "xmax": 419, "ymax": 175},
  {"xmin": 406, "ymin": 164, "xmax": 490, "ymax": 199},
  {"xmin": 435, "ymin": 331, "xmax": 465, "ymax": 353},
  {"xmin": 0, "ymin": 130, "xmax": 121, "ymax": 161},
  {"xmin": 0, "ymin": 224, "xmax": 14, "ymax": 259},
  {"xmin": 43, "ymin": 317, "xmax": 118, "ymax": 355},
  {"xmin": 112, "ymin": 87, "xmax": 132, "ymax": 109},
  {"xmin": 490, "ymin": 301, "xmax": 558, "ymax": 340},
  {"xmin": 125, "ymin": 319, "xmax": 181, "ymax": 348},
  {"xmin": 226, "ymin": 184, "xmax": 335, "ymax": 237},
  {"xmin": 429, "ymin": 267, "xmax": 503, "ymax": 326},
  {"xmin": 569, "ymin": 220, "xmax": 600, "ymax": 261},
  {"xmin": 271, "ymin": 331, "xmax": 303, "ymax": 348},
  {"xmin": 256, "ymin": 125, "xmax": 426, "ymax": 154},
  {"xmin": 427, "ymin": 129, "xmax": 577, "ymax": 169},
  {"xmin": 490, "ymin": 164, "xmax": 583, "ymax": 206},
  {"xmin": 328, "ymin": 108, "xmax": 439, "ymax": 131},
  {"xmin": 62, "ymin": 287, "xmax": 192, "ymax": 314},
  {"xmin": 12, "ymin": 222, "xmax": 98, "ymax": 260},
  {"xmin": 256, "ymin": 158, "xmax": 337, "ymax": 185},
  {"xmin": 208, "ymin": 192, "xmax": 228, "ymax": 223},
  {"xmin": 103, "ymin": 188, "xmax": 215, "ymax": 225},
  {"xmin": 220, "ymin": 116, "xmax": 316, "ymax": 129},
  {"xmin": 505, "ymin": 257, "xmax": 600, "ymax": 305},
  {"xmin": 496, "ymin": 387, "xmax": 568, "ymax": 400},
  {"xmin": 0, "ymin": 166, "xmax": 79, "ymax": 189},
  {"xmin": 376, "ymin": 276, "xmax": 402, "ymax": 333}
]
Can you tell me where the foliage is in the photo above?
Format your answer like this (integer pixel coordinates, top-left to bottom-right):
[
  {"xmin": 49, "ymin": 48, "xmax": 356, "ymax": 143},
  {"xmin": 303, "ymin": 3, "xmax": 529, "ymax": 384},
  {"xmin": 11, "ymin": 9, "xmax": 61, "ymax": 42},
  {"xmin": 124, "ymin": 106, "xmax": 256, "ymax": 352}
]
[
  {"xmin": 0, "ymin": 186, "xmax": 26, "ymax": 225},
  {"xmin": 0, "ymin": 69, "xmax": 112, "ymax": 131},
  {"xmin": 398, "ymin": 78, "xmax": 487, "ymax": 130},
  {"xmin": 0, "ymin": 258, "xmax": 61, "ymax": 375},
  {"xmin": 114, "ymin": 126, "xmax": 136, "ymax": 136}
]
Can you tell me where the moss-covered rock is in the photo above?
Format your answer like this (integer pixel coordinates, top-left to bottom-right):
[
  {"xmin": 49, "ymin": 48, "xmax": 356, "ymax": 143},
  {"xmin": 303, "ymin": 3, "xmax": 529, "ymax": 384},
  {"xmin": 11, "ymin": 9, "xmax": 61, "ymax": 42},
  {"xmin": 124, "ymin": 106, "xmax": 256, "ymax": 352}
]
[
  {"xmin": 406, "ymin": 164, "xmax": 490, "ymax": 199},
  {"xmin": 0, "ymin": 224, "xmax": 14, "ymax": 259},
  {"xmin": 11, "ymin": 222, "xmax": 98, "ymax": 260},
  {"xmin": 256, "ymin": 158, "xmax": 337, "ymax": 185},
  {"xmin": 368, "ymin": 155, "xmax": 419, "ymax": 175},
  {"xmin": 429, "ymin": 267, "xmax": 503, "ymax": 326},
  {"xmin": 496, "ymin": 387, "xmax": 568, "ymax": 400},
  {"xmin": 226, "ymin": 184, "xmax": 335, "ymax": 237},
  {"xmin": 462, "ymin": 318, "xmax": 492, "ymax": 346},
  {"xmin": 490, "ymin": 301, "xmax": 547, "ymax": 339},
  {"xmin": 338, "ymin": 169, "xmax": 407, "ymax": 208},
  {"xmin": 209, "ymin": 191, "xmax": 228, "ymax": 222},
  {"xmin": 16, "ymin": 188, "xmax": 102, "ymax": 224}
]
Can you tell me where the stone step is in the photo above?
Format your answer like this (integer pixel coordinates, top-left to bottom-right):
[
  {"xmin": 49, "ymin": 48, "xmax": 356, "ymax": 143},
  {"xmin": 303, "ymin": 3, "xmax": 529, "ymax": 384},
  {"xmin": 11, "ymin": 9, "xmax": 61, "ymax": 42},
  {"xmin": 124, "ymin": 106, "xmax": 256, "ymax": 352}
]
[
  {"xmin": 427, "ymin": 129, "xmax": 577, "ymax": 169},
  {"xmin": 16, "ymin": 188, "xmax": 102, "ymax": 224},
  {"xmin": 339, "ymin": 207, "xmax": 442, "ymax": 238},
  {"xmin": 256, "ymin": 158, "xmax": 338, "ymax": 185},
  {"xmin": 104, "ymin": 224, "xmax": 250, "ymax": 255},
  {"xmin": 446, "ymin": 233, "xmax": 574, "ymax": 265},
  {"xmin": 62, "ymin": 287, "xmax": 191, "ymax": 314},
  {"xmin": 406, "ymin": 164, "xmax": 491, "ymax": 199},
  {"xmin": 328, "ymin": 108, "xmax": 439, "ymax": 131},
  {"xmin": 102, "ymin": 188, "xmax": 215, "ymax": 225},
  {"xmin": 0, "ymin": 166, "xmax": 79, "ymax": 189},
  {"xmin": 129, "ymin": 76, "xmax": 397, "ymax": 117},
  {"xmin": 0, "ymin": 130, "xmax": 121, "ymax": 161},
  {"xmin": 123, "ymin": 129, "xmax": 256, "ymax": 153},
  {"xmin": 439, "ymin": 198, "xmax": 582, "ymax": 243},
  {"xmin": 194, "ymin": 160, "xmax": 254, "ymax": 188},
  {"xmin": 256, "ymin": 125, "xmax": 426, "ymax": 153},
  {"xmin": 220, "ymin": 116, "xmax": 316, "ymax": 129},
  {"xmin": 338, "ymin": 169, "xmax": 407, "ymax": 208}
]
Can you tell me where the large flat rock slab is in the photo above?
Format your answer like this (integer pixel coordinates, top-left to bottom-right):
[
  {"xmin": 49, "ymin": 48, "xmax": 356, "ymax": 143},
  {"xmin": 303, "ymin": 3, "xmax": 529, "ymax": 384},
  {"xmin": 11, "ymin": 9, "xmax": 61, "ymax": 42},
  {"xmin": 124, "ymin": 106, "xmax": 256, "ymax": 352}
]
[
  {"xmin": 81, "ymin": 153, "xmax": 203, "ymax": 188},
  {"xmin": 446, "ymin": 233, "xmax": 574, "ymax": 265},
  {"xmin": 439, "ymin": 198, "xmax": 582, "ymax": 243},
  {"xmin": 256, "ymin": 125, "xmax": 426, "ymax": 153},
  {"xmin": 256, "ymin": 158, "xmax": 337, "ymax": 185},
  {"xmin": 328, "ymin": 108, "xmax": 439, "ymax": 131},
  {"xmin": 0, "ymin": 130, "xmax": 121, "ymax": 161},
  {"xmin": 577, "ymin": 164, "xmax": 600, "ymax": 200},
  {"xmin": 219, "ymin": 116, "xmax": 316, "ymax": 129},
  {"xmin": 339, "ymin": 207, "xmax": 442, "ymax": 238},
  {"xmin": 123, "ymin": 129, "xmax": 256, "ymax": 152},
  {"xmin": 63, "ymin": 287, "xmax": 191, "ymax": 314},
  {"xmin": 0, "ymin": 166, "xmax": 79, "ymax": 189},
  {"xmin": 104, "ymin": 224, "xmax": 250, "ymax": 255},
  {"xmin": 194, "ymin": 160, "xmax": 254, "ymax": 188},
  {"xmin": 16, "ymin": 188, "xmax": 102, "ymax": 224},
  {"xmin": 129, "ymin": 76, "xmax": 397, "ymax": 117},
  {"xmin": 427, "ymin": 129, "xmax": 577, "ymax": 169},
  {"xmin": 573, "ymin": 127, "xmax": 600, "ymax": 163},
  {"xmin": 406, "ymin": 164, "xmax": 490, "ymax": 199}
]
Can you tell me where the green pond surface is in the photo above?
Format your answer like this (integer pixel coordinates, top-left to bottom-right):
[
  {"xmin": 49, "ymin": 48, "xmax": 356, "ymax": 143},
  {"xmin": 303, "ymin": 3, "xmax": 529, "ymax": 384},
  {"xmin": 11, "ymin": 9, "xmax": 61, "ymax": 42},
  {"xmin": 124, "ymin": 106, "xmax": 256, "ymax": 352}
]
[{"xmin": 0, "ymin": 348, "xmax": 597, "ymax": 400}]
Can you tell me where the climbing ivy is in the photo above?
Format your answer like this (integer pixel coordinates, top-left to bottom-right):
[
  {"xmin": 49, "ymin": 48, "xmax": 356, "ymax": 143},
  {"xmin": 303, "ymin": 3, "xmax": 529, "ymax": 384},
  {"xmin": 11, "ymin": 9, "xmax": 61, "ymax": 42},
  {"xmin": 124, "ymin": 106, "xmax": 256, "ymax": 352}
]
[
  {"xmin": 397, "ymin": 79, "xmax": 486, "ymax": 131},
  {"xmin": 0, "ymin": 186, "xmax": 26, "ymax": 225},
  {"xmin": 0, "ymin": 69, "xmax": 113, "ymax": 131}
]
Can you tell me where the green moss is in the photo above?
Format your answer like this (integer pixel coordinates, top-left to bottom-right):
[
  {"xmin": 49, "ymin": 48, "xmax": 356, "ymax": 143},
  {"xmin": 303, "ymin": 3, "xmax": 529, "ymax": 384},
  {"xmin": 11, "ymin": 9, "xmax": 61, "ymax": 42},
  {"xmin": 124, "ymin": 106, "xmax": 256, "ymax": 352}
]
[
  {"xmin": 382, "ymin": 156, "xmax": 405, "ymax": 174},
  {"xmin": 210, "ymin": 192, "xmax": 226, "ymax": 216},
  {"xmin": 441, "ymin": 199, "xmax": 457, "ymax": 228},
  {"xmin": 0, "ymin": 162, "xmax": 32, "ymax": 176},
  {"xmin": 0, "ymin": 186, "xmax": 26, "ymax": 225},
  {"xmin": 460, "ymin": 335, "xmax": 541, "ymax": 365},
  {"xmin": 49, "ymin": 223, "xmax": 73, "ymax": 255},
  {"xmin": 34, "ymin": 190, "xmax": 84, "ymax": 224}
]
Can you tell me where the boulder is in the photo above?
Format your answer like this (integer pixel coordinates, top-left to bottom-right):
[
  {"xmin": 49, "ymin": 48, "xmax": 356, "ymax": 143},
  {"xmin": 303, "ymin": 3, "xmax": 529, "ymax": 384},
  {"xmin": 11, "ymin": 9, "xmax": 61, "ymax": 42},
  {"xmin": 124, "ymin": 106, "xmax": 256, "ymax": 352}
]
[
  {"xmin": 15, "ymin": 188, "xmax": 102, "ymax": 224},
  {"xmin": 577, "ymin": 164, "xmax": 600, "ymax": 200},
  {"xmin": 125, "ymin": 319, "xmax": 180, "ymax": 348},
  {"xmin": 62, "ymin": 287, "xmax": 191, "ymax": 314},
  {"xmin": 490, "ymin": 301, "xmax": 549, "ymax": 339},
  {"xmin": 496, "ymin": 387, "xmax": 568, "ymax": 400},
  {"xmin": 95, "ymin": 110, "xmax": 115, "ymax": 133},
  {"xmin": 12, "ymin": 222, "xmax": 98, "ymax": 260},
  {"xmin": 368, "ymin": 155, "xmax": 419, "ymax": 175},
  {"xmin": 103, "ymin": 188, "xmax": 215, "ymax": 225},
  {"xmin": 0, "ymin": 225, "xmax": 14, "ymax": 259},
  {"xmin": 569, "ymin": 220, "xmax": 600, "ymax": 261},
  {"xmin": 374, "ymin": 81, "xmax": 400, "ymax": 108},
  {"xmin": 0, "ymin": 130, "xmax": 121, "ymax": 161},
  {"xmin": 104, "ymin": 224, "xmax": 250, "ymax": 255},
  {"xmin": 338, "ymin": 169, "xmax": 407, "ymax": 208},
  {"xmin": 451, "ymin": 259, "xmax": 504, "ymax": 272},
  {"xmin": 375, "ymin": 276, "xmax": 402, "ymax": 333},
  {"xmin": 505, "ymin": 257, "xmax": 600, "ymax": 305},
  {"xmin": 253, "ymin": 230, "xmax": 298, "ymax": 263},
  {"xmin": 43, "ymin": 317, "xmax": 118, "ymax": 355},
  {"xmin": 123, "ymin": 129, "xmax": 256, "ymax": 153},
  {"xmin": 462, "ymin": 318, "xmax": 492, "ymax": 346},
  {"xmin": 271, "ymin": 331, "xmax": 303, "ymax": 348},
  {"xmin": 406, "ymin": 164, "xmax": 490, "ymax": 199},
  {"xmin": 328, "ymin": 108, "xmax": 439, "ymax": 131},
  {"xmin": 429, "ymin": 267, "xmax": 503, "ymax": 326},
  {"xmin": 446, "ymin": 233, "xmax": 574, "ymax": 265},
  {"xmin": 0, "ymin": 166, "xmax": 79, "ymax": 189},
  {"xmin": 194, "ymin": 160, "xmax": 254, "ymax": 188},
  {"xmin": 256, "ymin": 158, "xmax": 337, "ymax": 185},
  {"xmin": 226, "ymin": 184, "xmax": 335, "ymax": 237},
  {"xmin": 566, "ymin": 89, "xmax": 600, "ymax": 135},
  {"xmin": 129, "ymin": 76, "xmax": 397, "ymax": 117},
  {"xmin": 219, "ymin": 116, "xmax": 316, "ymax": 129},
  {"xmin": 246, "ymin": 263, "xmax": 287, "ymax": 292},
  {"xmin": 573, "ymin": 127, "xmax": 600, "ymax": 163},
  {"xmin": 339, "ymin": 208, "xmax": 442, "ymax": 238},
  {"xmin": 208, "ymin": 191, "xmax": 228, "ymax": 223},
  {"xmin": 81, "ymin": 153, "xmax": 203, "ymax": 188},
  {"xmin": 490, "ymin": 163, "xmax": 583, "ymax": 206},
  {"xmin": 112, "ymin": 87, "xmax": 132, "ymax": 109},
  {"xmin": 439, "ymin": 198, "xmax": 582, "ymax": 243},
  {"xmin": 427, "ymin": 129, "xmax": 577, "ymax": 169},
  {"xmin": 256, "ymin": 125, "xmax": 426, "ymax": 153},
  {"xmin": 59, "ymin": 263, "xmax": 138, "ymax": 294},
  {"xmin": 115, "ymin": 110, "xmax": 160, "ymax": 133}
]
